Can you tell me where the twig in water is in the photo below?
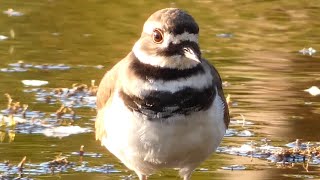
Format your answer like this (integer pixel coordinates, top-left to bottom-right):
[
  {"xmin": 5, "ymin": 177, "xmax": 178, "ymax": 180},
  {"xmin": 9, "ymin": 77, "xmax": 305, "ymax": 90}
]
[
  {"xmin": 240, "ymin": 114, "xmax": 246, "ymax": 127},
  {"xmin": 17, "ymin": 156, "xmax": 26, "ymax": 178}
]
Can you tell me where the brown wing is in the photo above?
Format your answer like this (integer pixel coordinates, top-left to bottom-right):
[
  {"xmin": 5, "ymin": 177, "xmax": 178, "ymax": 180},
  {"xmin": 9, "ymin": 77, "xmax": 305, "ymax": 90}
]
[
  {"xmin": 203, "ymin": 59, "xmax": 230, "ymax": 129},
  {"xmin": 95, "ymin": 65, "xmax": 117, "ymax": 142},
  {"xmin": 95, "ymin": 53, "xmax": 132, "ymax": 142},
  {"xmin": 96, "ymin": 64, "xmax": 119, "ymax": 111}
]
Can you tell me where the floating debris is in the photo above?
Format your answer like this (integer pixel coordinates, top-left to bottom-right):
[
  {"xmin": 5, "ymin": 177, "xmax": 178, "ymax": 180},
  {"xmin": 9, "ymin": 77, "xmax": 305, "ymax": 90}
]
[
  {"xmin": 51, "ymin": 104, "xmax": 80, "ymax": 120},
  {"xmin": 221, "ymin": 165, "xmax": 246, "ymax": 170},
  {"xmin": 95, "ymin": 65, "xmax": 104, "ymax": 69},
  {"xmin": 222, "ymin": 81, "xmax": 231, "ymax": 87},
  {"xmin": 197, "ymin": 168, "xmax": 209, "ymax": 172},
  {"xmin": 24, "ymin": 81, "xmax": 97, "ymax": 108},
  {"xmin": 0, "ymin": 112, "xmax": 91, "ymax": 138},
  {"xmin": 283, "ymin": 174, "xmax": 319, "ymax": 179},
  {"xmin": 229, "ymin": 114, "xmax": 254, "ymax": 127},
  {"xmin": 304, "ymin": 86, "xmax": 320, "ymax": 96},
  {"xmin": 73, "ymin": 162, "xmax": 121, "ymax": 173},
  {"xmin": 1, "ymin": 61, "xmax": 29, "ymax": 72},
  {"xmin": 50, "ymin": 153, "xmax": 70, "ymax": 167},
  {"xmin": 0, "ymin": 158, "xmax": 120, "ymax": 178},
  {"xmin": 237, "ymin": 130, "xmax": 254, "ymax": 137},
  {"xmin": 121, "ymin": 174, "xmax": 135, "ymax": 180},
  {"xmin": 0, "ymin": 110, "xmax": 45, "ymax": 119},
  {"xmin": 0, "ymin": 67, "xmax": 28, "ymax": 72},
  {"xmin": 200, "ymin": 49, "xmax": 211, "ymax": 54},
  {"xmin": 225, "ymin": 128, "xmax": 237, "ymax": 137},
  {"xmin": 216, "ymin": 33, "xmax": 233, "ymax": 38},
  {"xmin": 225, "ymin": 115, "xmax": 254, "ymax": 137},
  {"xmin": 0, "ymin": 129, "xmax": 16, "ymax": 143},
  {"xmin": 0, "ymin": 159, "xmax": 32, "ymax": 179},
  {"xmin": 22, "ymin": 80, "xmax": 49, "ymax": 87},
  {"xmin": 285, "ymin": 139, "xmax": 304, "ymax": 149},
  {"xmin": 0, "ymin": 114, "xmax": 26, "ymax": 126},
  {"xmin": 0, "ymin": 35, "xmax": 8, "ymax": 40},
  {"xmin": 229, "ymin": 144, "xmax": 254, "ymax": 155},
  {"xmin": 17, "ymin": 156, "xmax": 26, "ymax": 178},
  {"xmin": 76, "ymin": 64, "xmax": 105, "ymax": 69},
  {"xmin": 299, "ymin": 47, "xmax": 316, "ymax": 56},
  {"xmin": 79, "ymin": 145, "xmax": 84, "ymax": 162},
  {"xmin": 33, "ymin": 64, "xmax": 70, "ymax": 70},
  {"xmin": 9, "ymin": 61, "xmax": 33, "ymax": 68},
  {"xmin": 230, "ymin": 119, "xmax": 254, "ymax": 126},
  {"xmin": 41, "ymin": 126, "xmax": 92, "ymax": 138},
  {"xmin": 225, "ymin": 128, "xmax": 254, "ymax": 137},
  {"xmin": 34, "ymin": 154, "xmax": 74, "ymax": 175},
  {"xmin": 1, "ymin": 61, "xmax": 106, "ymax": 73},
  {"xmin": 71, "ymin": 151, "xmax": 102, "ymax": 158},
  {"xmin": 3, "ymin": 9, "xmax": 24, "ymax": 16},
  {"xmin": 1, "ymin": 93, "xmax": 45, "ymax": 118},
  {"xmin": 304, "ymin": 101, "xmax": 313, "ymax": 105},
  {"xmin": 0, "ymin": 93, "xmax": 91, "ymax": 138},
  {"xmin": 79, "ymin": 145, "xmax": 84, "ymax": 156},
  {"xmin": 1, "ymin": 61, "xmax": 71, "ymax": 72},
  {"xmin": 217, "ymin": 139, "xmax": 320, "ymax": 168}
]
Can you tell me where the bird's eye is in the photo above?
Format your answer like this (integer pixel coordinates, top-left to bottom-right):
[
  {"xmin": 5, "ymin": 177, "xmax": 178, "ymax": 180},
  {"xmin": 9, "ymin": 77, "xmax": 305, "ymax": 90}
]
[{"xmin": 152, "ymin": 29, "xmax": 164, "ymax": 43}]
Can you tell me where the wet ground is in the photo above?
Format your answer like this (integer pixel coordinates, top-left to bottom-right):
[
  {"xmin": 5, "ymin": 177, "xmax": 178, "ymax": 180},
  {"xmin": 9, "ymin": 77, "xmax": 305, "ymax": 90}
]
[{"xmin": 0, "ymin": 0, "xmax": 320, "ymax": 179}]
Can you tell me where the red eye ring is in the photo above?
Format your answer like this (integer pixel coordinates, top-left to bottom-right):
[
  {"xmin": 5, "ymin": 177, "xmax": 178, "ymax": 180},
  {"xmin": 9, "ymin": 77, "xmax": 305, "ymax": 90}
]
[{"xmin": 152, "ymin": 29, "xmax": 164, "ymax": 43}]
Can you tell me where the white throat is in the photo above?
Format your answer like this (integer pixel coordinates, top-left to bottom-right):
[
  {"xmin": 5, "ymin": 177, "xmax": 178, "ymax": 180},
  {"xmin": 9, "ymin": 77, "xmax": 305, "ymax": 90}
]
[{"xmin": 132, "ymin": 41, "xmax": 200, "ymax": 70}]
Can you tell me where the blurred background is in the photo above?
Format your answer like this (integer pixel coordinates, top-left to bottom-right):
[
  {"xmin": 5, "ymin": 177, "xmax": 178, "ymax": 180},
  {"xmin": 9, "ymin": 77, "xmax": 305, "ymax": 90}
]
[{"xmin": 0, "ymin": 0, "xmax": 319, "ymax": 179}]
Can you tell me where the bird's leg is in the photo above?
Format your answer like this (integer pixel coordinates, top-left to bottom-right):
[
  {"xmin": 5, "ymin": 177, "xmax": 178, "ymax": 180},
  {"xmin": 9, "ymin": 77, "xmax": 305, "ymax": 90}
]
[
  {"xmin": 137, "ymin": 174, "xmax": 148, "ymax": 180},
  {"xmin": 183, "ymin": 174, "xmax": 191, "ymax": 180},
  {"xmin": 179, "ymin": 167, "xmax": 193, "ymax": 180}
]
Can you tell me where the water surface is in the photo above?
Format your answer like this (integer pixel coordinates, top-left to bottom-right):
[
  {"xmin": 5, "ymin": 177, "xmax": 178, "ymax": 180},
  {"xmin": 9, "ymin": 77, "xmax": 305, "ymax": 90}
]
[{"xmin": 0, "ymin": 0, "xmax": 320, "ymax": 179}]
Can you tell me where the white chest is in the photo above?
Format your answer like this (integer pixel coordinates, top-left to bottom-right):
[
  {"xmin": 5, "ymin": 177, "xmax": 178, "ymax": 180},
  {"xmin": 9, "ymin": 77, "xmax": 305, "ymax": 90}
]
[{"xmin": 100, "ymin": 90, "xmax": 226, "ymax": 172}]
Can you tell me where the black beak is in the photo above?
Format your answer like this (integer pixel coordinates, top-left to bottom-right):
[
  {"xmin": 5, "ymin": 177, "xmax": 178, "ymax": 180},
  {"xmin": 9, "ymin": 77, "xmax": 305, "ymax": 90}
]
[{"xmin": 183, "ymin": 47, "xmax": 201, "ymax": 63}]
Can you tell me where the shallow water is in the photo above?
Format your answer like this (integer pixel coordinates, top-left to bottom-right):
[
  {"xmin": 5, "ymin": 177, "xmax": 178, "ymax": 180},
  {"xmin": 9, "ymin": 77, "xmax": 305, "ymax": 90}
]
[{"xmin": 0, "ymin": 0, "xmax": 320, "ymax": 179}]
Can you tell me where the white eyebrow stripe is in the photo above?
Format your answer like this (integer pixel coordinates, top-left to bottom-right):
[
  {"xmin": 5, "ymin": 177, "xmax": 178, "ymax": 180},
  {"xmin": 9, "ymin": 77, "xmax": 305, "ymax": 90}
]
[
  {"xmin": 168, "ymin": 32, "xmax": 198, "ymax": 44},
  {"xmin": 160, "ymin": 32, "xmax": 198, "ymax": 49},
  {"xmin": 143, "ymin": 21, "xmax": 199, "ymax": 45}
]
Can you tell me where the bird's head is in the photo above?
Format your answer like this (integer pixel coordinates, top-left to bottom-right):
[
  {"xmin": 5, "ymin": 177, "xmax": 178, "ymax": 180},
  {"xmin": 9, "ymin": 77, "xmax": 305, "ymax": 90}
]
[{"xmin": 133, "ymin": 8, "xmax": 202, "ymax": 69}]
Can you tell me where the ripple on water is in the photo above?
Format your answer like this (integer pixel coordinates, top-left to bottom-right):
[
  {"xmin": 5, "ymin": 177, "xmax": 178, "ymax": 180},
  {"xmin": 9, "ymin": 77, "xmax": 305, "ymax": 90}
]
[
  {"xmin": 24, "ymin": 84, "xmax": 97, "ymax": 109},
  {"xmin": 217, "ymin": 139, "xmax": 320, "ymax": 165},
  {"xmin": 0, "ymin": 160, "xmax": 120, "ymax": 179},
  {"xmin": 0, "ymin": 61, "xmax": 105, "ymax": 73},
  {"xmin": 221, "ymin": 165, "xmax": 246, "ymax": 170}
]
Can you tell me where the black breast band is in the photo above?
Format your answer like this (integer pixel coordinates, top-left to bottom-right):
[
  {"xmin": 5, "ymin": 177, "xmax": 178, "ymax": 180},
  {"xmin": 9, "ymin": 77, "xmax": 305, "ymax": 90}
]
[{"xmin": 119, "ymin": 87, "xmax": 215, "ymax": 120}]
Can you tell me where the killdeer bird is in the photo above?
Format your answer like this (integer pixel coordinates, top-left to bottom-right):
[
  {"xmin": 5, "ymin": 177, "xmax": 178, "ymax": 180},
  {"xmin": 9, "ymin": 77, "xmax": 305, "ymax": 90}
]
[{"xmin": 95, "ymin": 8, "xmax": 229, "ymax": 180}]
